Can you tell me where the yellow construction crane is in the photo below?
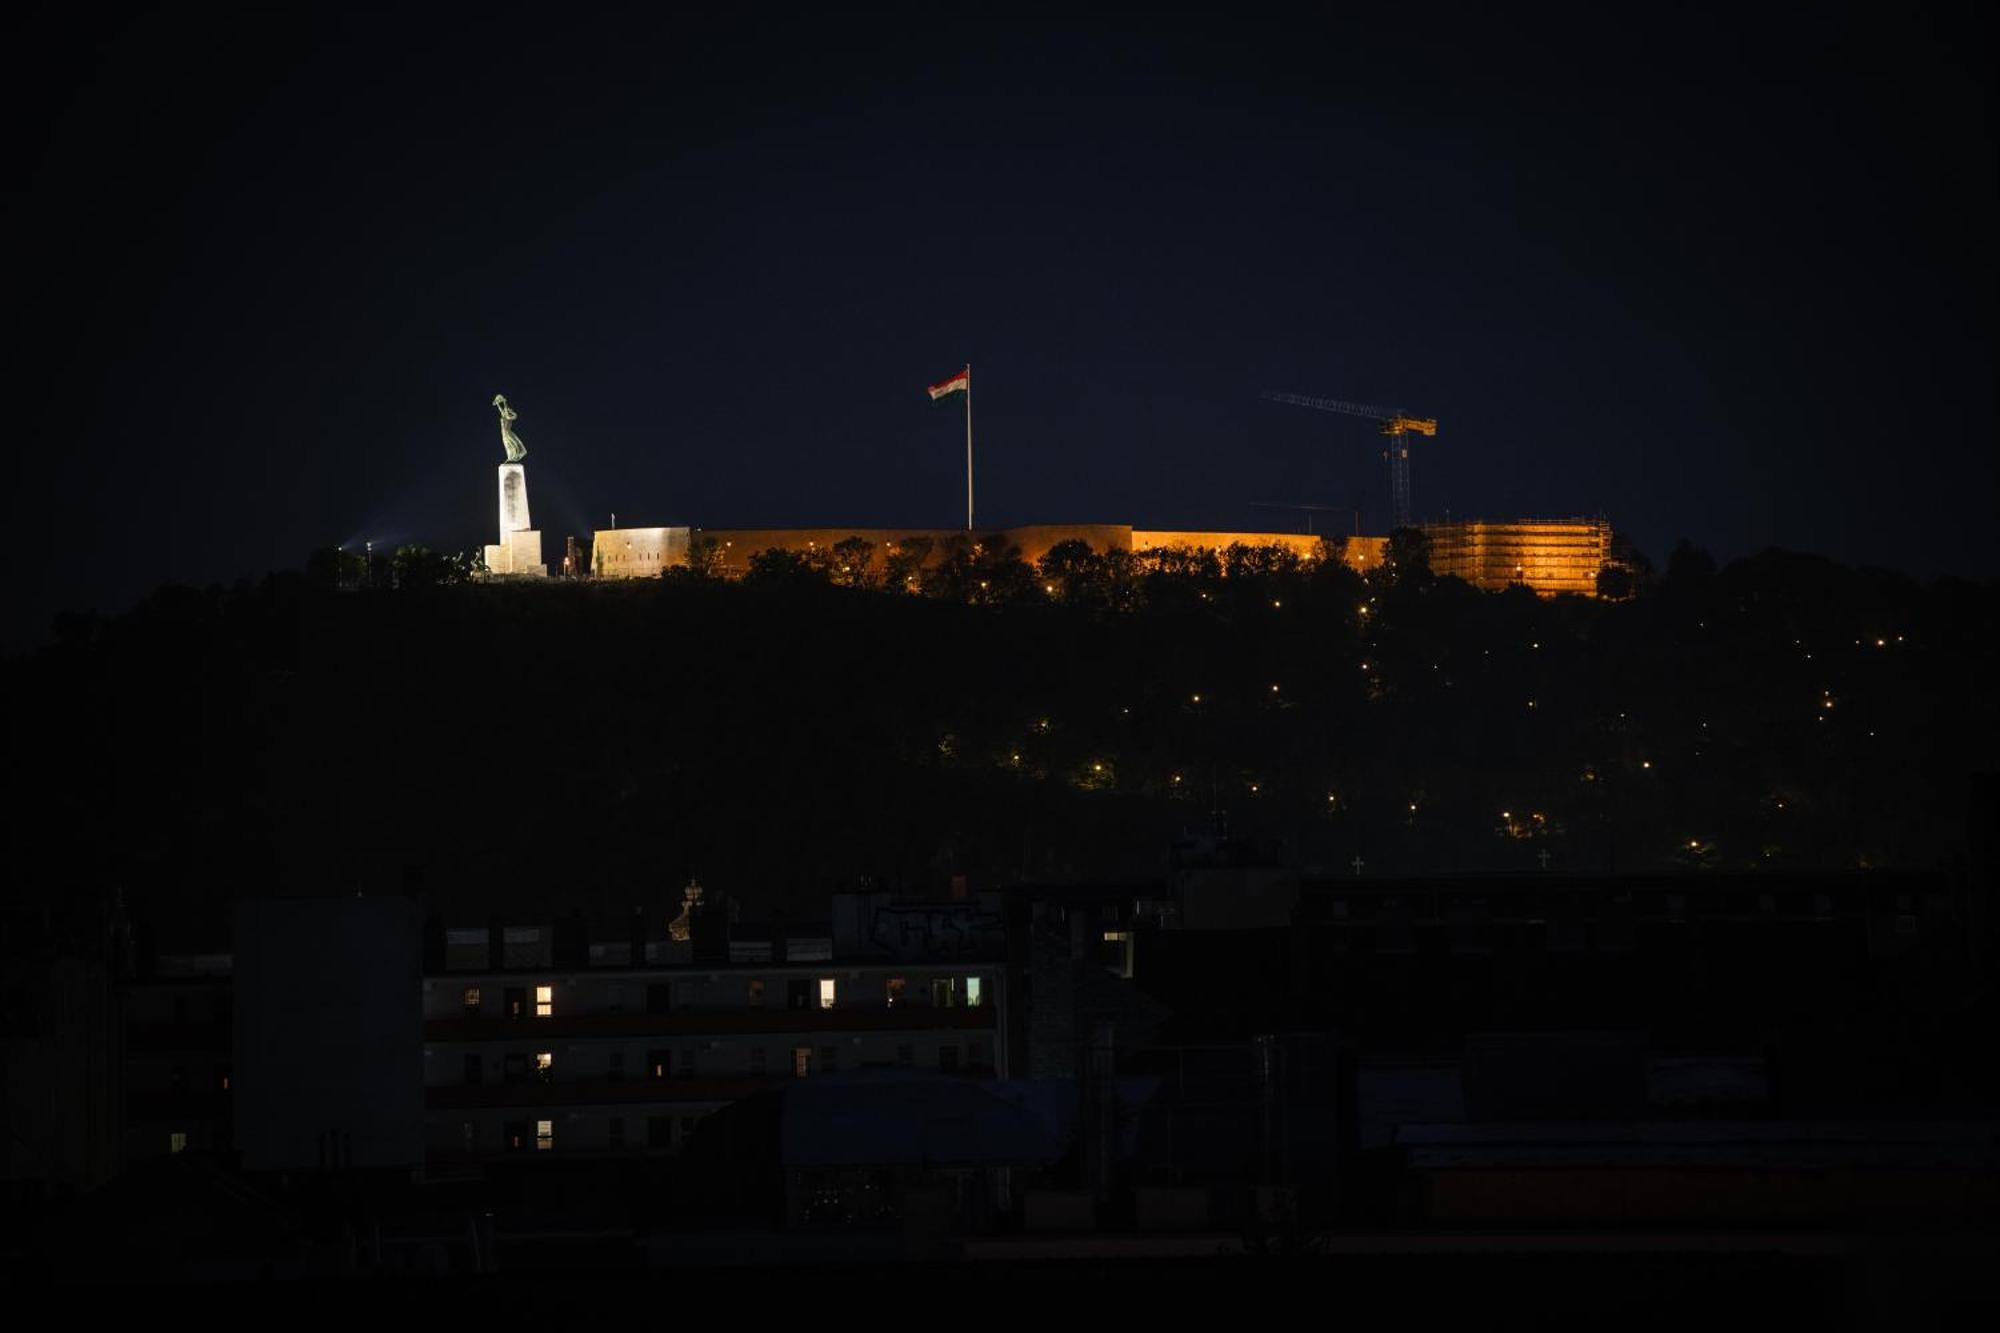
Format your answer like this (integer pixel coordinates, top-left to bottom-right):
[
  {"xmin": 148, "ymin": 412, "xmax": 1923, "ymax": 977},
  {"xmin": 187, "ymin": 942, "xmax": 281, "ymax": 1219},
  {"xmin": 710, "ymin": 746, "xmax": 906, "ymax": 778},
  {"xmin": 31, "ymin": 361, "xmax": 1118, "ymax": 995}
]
[{"xmin": 1260, "ymin": 392, "xmax": 1439, "ymax": 530}]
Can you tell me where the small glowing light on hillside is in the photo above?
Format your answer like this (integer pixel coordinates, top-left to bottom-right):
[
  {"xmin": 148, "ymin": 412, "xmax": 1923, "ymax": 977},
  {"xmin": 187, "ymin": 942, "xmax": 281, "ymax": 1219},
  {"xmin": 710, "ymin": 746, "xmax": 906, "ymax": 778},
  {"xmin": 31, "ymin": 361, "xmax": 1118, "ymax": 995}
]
[
  {"xmin": 1191, "ymin": 693, "xmax": 1202, "ymax": 704},
  {"xmin": 1270, "ymin": 683, "xmax": 1280, "ymax": 694},
  {"xmin": 1249, "ymin": 783, "xmax": 1260, "ymax": 794},
  {"xmin": 1092, "ymin": 762, "xmax": 1104, "ymax": 773},
  {"xmin": 1358, "ymin": 604, "xmax": 1370, "ymax": 615},
  {"xmin": 1527, "ymin": 699, "xmax": 1537, "ymax": 709},
  {"xmin": 1010, "ymin": 752, "xmax": 1021, "ymax": 764},
  {"xmin": 1641, "ymin": 760, "xmax": 1652, "ymax": 769},
  {"xmin": 1502, "ymin": 810, "xmax": 1511, "ymax": 819},
  {"xmin": 1271, "ymin": 600, "xmax": 1282, "ymax": 609},
  {"xmin": 1408, "ymin": 802, "xmax": 1418, "ymax": 812},
  {"xmin": 1171, "ymin": 774, "xmax": 1183, "ymax": 785},
  {"xmin": 1045, "ymin": 583, "xmax": 1056, "ymax": 593},
  {"xmin": 1875, "ymin": 638, "xmax": 1886, "ymax": 647}
]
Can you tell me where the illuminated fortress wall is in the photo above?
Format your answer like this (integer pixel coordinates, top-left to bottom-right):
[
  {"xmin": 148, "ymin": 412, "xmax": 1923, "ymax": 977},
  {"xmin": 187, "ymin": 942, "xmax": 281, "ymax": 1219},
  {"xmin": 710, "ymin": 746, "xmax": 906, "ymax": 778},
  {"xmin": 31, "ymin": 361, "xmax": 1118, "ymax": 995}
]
[
  {"xmin": 583, "ymin": 521, "xmax": 1613, "ymax": 590},
  {"xmin": 591, "ymin": 526, "xmax": 691, "ymax": 578},
  {"xmin": 589, "ymin": 523, "xmax": 1385, "ymax": 580},
  {"xmin": 1132, "ymin": 530, "xmax": 1386, "ymax": 571},
  {"xmin": 1421, "ymin": 519, "xmax": 1612, "ymax": 597}
]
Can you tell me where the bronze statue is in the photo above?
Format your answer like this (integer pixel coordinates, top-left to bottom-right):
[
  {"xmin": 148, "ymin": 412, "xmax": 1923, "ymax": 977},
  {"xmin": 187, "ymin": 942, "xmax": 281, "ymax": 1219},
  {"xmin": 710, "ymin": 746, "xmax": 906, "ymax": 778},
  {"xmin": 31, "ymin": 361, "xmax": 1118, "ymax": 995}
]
[{"xmin": 493, "ymin": 394, "xmax": 527, "ymax": 463}]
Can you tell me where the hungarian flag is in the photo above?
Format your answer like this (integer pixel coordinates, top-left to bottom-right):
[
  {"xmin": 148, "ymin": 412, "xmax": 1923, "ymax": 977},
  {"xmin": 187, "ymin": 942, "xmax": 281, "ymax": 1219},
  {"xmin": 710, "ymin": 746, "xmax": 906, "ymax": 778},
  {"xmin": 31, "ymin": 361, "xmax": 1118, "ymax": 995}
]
[{"xmin": 927, "ymin": 366, "xmax": 969, "ymax": 401}]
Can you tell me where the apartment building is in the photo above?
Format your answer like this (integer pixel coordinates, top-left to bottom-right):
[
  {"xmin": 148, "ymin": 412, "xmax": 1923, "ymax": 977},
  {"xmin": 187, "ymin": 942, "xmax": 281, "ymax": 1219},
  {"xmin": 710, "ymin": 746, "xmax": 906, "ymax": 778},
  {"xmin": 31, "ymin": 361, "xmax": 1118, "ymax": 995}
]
[{"xmin": 420, "ymin": 885, "xmax": 1009, "ymax": 1163}]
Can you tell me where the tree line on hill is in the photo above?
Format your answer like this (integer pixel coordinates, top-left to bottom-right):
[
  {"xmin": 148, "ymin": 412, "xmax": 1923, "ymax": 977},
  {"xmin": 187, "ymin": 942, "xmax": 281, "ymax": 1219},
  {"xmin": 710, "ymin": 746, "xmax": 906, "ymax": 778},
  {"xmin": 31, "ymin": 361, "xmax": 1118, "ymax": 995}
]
[{"xmin": 7, "ymin": 532, "xmax": 1994, "ymax": 938}]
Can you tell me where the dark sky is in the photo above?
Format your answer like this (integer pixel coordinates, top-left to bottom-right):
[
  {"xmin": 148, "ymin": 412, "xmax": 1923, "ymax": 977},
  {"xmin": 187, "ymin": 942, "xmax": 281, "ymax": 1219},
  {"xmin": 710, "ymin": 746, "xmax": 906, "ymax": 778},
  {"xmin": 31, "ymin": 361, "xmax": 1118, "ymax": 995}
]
[{"xmin": 8, "ymin": 6, "xmax": 1992, "ymax": 644}]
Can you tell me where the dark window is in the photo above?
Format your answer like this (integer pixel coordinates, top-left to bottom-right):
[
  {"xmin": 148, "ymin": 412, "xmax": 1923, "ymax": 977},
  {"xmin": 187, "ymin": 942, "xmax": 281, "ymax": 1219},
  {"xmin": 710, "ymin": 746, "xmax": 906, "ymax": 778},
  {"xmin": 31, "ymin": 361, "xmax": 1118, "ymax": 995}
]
[
  {"xmin": 608, "ymin": 1051, "xmax": 625, "ymax": 1081},
  {"xmin": 608, "ymin": 1117, "xmax": 625, "ymax": 1149},
  {"xmin": 504, "ymin": 1119, "xmax": 531, "ymax": 1152},
  {"xmin": 504, "ymin": 987, "xmax": 527, "ymax": 1019},
  {"xmin": 820, "ymin": 1045, "xmax": 838, "ymax": 1073},
  {"xmin": 787, "ymin": 978, "xmax": 811, "ymax": 1010},
  {"xmin": 646, "ymin": 983, "xmax": 672, "ymax": 1015},
  {"xmin": 464, "ymin": 1054, "xmax": 483, "ymax": 1085},
  {"xmin": 503, "ymin": 1053, "xmax": 530, "ymax": 1083},
  {"xmin": 897, "ymin": 1043, "xmax": 914, "ymax": 1068},
  {"xmin": 648, "ymin": 1115, "xmax": 673, "ymax": 1149},
  {"xmin": 648, "ymin": 1048, "xmax": 671, "ymax": 1080},
  {"xmin": 939, "ymin": 1045, "xmax": 960, "ymax": 1073}
]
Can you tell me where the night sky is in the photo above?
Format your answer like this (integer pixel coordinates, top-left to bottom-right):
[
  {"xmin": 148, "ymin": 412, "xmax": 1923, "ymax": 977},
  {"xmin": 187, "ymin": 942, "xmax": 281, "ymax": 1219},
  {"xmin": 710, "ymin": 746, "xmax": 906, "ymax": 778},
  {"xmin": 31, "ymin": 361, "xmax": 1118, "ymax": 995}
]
[{"xmin": 9, "ymin": 7, "xmax": 1991, "ymax": 645}]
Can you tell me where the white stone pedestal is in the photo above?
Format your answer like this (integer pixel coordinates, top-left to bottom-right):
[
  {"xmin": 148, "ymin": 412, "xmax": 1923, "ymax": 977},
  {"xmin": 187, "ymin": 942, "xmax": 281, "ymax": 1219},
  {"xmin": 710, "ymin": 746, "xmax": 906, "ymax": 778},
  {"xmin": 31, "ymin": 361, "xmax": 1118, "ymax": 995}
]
[{"xmin": 484, "ymin": 462, "xmax": 545, "ymax": 576}]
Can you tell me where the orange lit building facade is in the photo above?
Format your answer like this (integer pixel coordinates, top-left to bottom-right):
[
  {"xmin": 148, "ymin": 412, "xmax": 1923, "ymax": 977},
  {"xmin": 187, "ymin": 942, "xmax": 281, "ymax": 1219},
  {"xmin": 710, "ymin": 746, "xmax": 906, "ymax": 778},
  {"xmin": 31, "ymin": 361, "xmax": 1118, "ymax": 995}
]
[
  {"xmin": 1420, "ymin": 518, "xmax": 1614, "ymax": 598},
  {"xmin": 591, "ymin": 523, "xmax": 1393, "ymax": 580},
  {"xmin": 590, "ymin": 517, "xmax": 1613, "ymax": 596}
]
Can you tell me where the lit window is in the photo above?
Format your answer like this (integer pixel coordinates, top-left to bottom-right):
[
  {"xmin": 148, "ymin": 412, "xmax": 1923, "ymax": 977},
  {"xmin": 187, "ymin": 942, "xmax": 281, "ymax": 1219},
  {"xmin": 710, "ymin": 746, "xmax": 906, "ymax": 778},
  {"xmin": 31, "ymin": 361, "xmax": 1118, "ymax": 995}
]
[
  {"xmin": 535, "ymin": 1119, "xmax": 553, "ymax": 1151},
  {"xmin": 535, "ymin": 1051, "xmax": 553, "ymax": 1081},
  {"xmin": 535, "ymin": 984, "xmax": 553, "ymax": 1018},
  {"xmin": 886, "ymin": 977, "xmax": 906, "ymax": 1008},
  {"xmin": 818, "ymin": 977, "xmax": 837, "ymax": 1010},
  {"xmin": 793, "ymin": 1046, "xmax": 812, "ymax": 1078},
  {"xmin": 169, "ymin": 1132, "xmax": 187, "ymax": 1154},
  {"xmin": 462, "ymin": 986, "xmax": 482, "ymax": 1014},
  {"xmin": 965, "ymin": 977, "xmax": 983, "ymax": 1008}
]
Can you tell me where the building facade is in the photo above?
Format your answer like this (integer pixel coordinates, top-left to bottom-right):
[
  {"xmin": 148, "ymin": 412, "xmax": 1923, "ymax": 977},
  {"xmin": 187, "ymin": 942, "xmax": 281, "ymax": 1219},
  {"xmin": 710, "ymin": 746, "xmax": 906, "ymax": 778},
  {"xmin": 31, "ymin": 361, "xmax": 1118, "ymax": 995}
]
[
  {"xmin": 588, "ymin": 522, "xmax": 1393, "ymax": 581},
  {"xmin": 1420, "ymin": 518, "xmax": 1613, "ymax": 597}
]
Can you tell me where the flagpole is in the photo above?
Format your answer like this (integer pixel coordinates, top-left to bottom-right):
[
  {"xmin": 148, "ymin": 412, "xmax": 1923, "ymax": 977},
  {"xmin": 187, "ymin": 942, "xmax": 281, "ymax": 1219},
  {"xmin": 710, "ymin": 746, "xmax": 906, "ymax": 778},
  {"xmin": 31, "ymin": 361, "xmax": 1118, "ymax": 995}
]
[{"xmin": 964, "ymin": 363, "xmax": 974, "ymax": 531}]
